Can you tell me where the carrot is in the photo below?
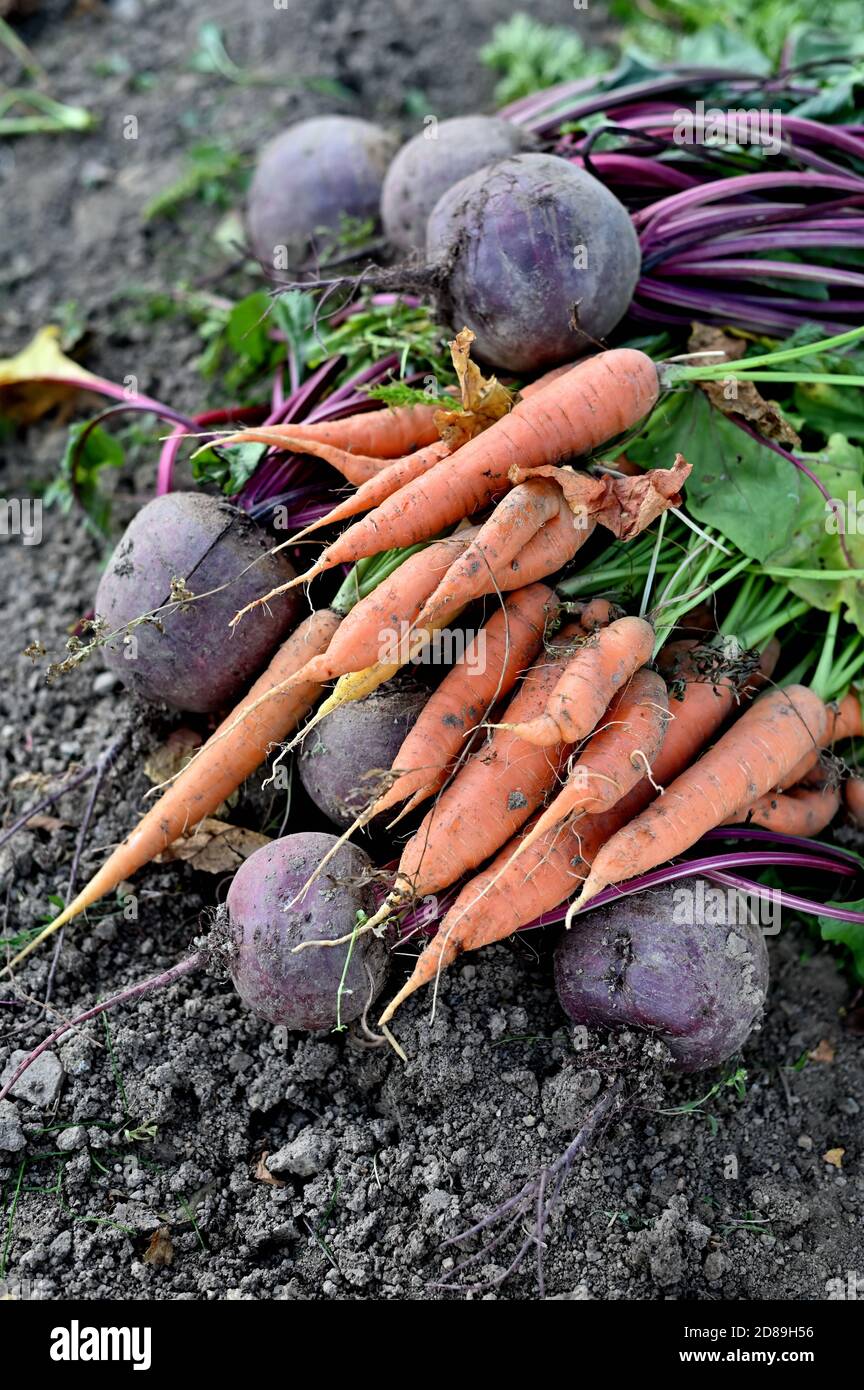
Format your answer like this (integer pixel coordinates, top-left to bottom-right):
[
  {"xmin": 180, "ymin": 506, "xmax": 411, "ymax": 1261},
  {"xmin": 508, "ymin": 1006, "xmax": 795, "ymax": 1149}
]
[
  {"xmin": 377, "ymin": 639, "xmax": 781, "ymax": 1023},
  {"xmin": 2, "ymin": 609, "xmax": 342, "ymax": 976},
  {"xmin": 273, "ymin": 348, "xmax": 660, "ymax": 589},
  {"xmin": 758, "ymin": 689, "xmax": 863, "ymax": 791},
  {"xmin": 500, "ymin": 615, "xmax": 655, "ymax": 747},
  {"xmin": 379, "ymin": 803, "xmax": 624, "ymax": 1025},
  {"xmin": 573, "ymin": 684, "xmax": 829, "ymax": 912},
  {"xmin": 279, "ymin": 530, "xmax": 479, "ymax": 690},
  {"xmin": 287, "ymin": 585, "xmax": 555, "ymax": 906},
  {"xmin": 845, "ymin": 776, "xmax": 864, "ymax": 826},
  {"xmin": 725, "ymin": 779, "xmax": 840, "ymax": 836},
  {"xmin": 287, "ymin": 440, "xmax": 453, "ymax": 541},
  {"xmin": 830, "ymin": 690, "xmax": 864, "ymax": 743},
  {"xmin": 214, "ymin": 400, "xmax": 443, "ymax": 460},
  {"xmin": 224, "ymin": 351, "xmax": 569, "ymax": 540},
  {"xmin": 205, "ymin": 431, "xmax": 448, "ymax": 488},
  {"xmin": 577, "ymin": 597, "xmax": 621, "ymax": 633},
  {"xmin": 359, "ymin": 624, "xmax": 584, "ymax": 932},
  {"xmin": 503, "ymin": 666, "xmax": 669, "ymax": 868},
  {"xmin": 374, "ymin": 584, "xmax": 554, "ymax": 818},
  {"xmin": 409, "ymin": 480, "xmax": 569, "ymax": 633}
]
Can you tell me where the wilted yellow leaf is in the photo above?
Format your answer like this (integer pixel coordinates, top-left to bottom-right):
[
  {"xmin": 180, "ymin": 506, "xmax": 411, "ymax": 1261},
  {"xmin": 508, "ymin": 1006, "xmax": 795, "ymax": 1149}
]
[
  {"xmin": 823, "ymin": 1147, "xmax": 845, "ymax": 1168},
  {"xmin": 808, "ymin": 1039, "xmax": 835, "ymax": 1064},
  {"xmin": 434, "ymin": 327, "xmax": 514, "ymax": 449},
  {"xmin": 0, "ymin": 325, "xmax": 103, "ymax": 424}
]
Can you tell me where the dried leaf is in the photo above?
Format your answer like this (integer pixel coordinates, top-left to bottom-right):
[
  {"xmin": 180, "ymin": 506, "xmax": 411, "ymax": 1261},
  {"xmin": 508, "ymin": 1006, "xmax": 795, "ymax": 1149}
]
[
  {"xmin": 143, "ymin": 728, "xmax": 203, "ymax": 786},
  {"xmin": 688, "ymin": 323, "xmax": 749, "ymax": 365},
  {"xmin": 808, "ymin": 1038, "xmax": 835, "ymax": 1064},
  {"xmin": 689, "ymin": 324, "xmax": 800, "ymax": 447},
  {"xmin": 823, "ymin": 1147, "xmax": 845, "ymax": 1168},
  {"xmin": 434, "ymin": 327, "xmax": 514, "ymax": 448},
  {"xmin": 509, "ymin": 456, "xmax": 692, "ymax": 541},
  {"xmin": 0, "ymin": 325, "xmax": 103, "ymax": 424},
  {"xmin": 24, "ymin": 814, "xmax": 66, "ymax": 833},
  {"xmin": 256, "ymin": 1152, "xmax": 286, "ymax": 1187},
  {"xmin": 600, "ymin": 456, "xmax": 692, "ymax": 540},
  {"xmin": 142, "ymin": 1226, "xmax": 174, "ymax": 1267},
  {"xmin": 154, "ymin": 817, "xmax": 270, "ymax": 874}
]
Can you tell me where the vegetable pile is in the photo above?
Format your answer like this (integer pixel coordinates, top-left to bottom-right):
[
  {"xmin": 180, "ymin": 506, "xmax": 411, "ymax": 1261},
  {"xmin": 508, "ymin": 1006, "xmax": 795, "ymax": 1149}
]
[{"xmin": 5, "ymin": 11, "xmax": 864, "ymax": 1296}]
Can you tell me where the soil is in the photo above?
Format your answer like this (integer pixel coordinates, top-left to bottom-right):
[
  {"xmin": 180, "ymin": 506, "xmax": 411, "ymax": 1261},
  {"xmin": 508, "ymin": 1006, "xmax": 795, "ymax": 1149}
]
[{"xmin": 1, "ymin": 0, "xmax": 862, "ymax": 1303}]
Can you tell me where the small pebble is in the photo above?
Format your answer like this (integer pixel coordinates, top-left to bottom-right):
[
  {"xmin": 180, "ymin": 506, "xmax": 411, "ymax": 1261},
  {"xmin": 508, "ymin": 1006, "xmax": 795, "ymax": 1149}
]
[
  {"xmin": 1, "ymin": 1050, "xmax": 65, "ymax": 1107},
  {"xmin": 56, "ymin": 1125, "xmax": 87, "ymax": 1152}
]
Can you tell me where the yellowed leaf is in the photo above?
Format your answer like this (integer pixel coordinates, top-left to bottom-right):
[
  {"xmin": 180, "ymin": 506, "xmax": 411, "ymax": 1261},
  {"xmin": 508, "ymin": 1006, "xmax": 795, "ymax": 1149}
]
[
  {"xmin": 823, "ymin": 1147, "xmax": 845, "ymax": 1168},
  {"xmin": 808, "ymin": 1038, "xmax": 835, "ymax": 1064},
  {"xmin": 142, "ymin": 1226, "xmax": 174, "ymax": 1267},
  {"xmin": 434, "ymin": 327, "xmax": 514, "ymax": 448},
  {"xmin": 154, "ymin": 817, "xmax": 270, "ymax": 874},
  {"xmin": 0, "ymin": 326, "xmax": 103, "ymax": 424}
]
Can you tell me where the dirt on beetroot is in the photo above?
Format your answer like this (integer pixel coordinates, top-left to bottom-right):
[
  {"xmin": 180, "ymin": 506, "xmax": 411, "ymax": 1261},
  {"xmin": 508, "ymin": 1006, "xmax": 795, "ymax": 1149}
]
[{"xmin": 1, "ymin": 0, "xmax": 862, "ymax": 1303}]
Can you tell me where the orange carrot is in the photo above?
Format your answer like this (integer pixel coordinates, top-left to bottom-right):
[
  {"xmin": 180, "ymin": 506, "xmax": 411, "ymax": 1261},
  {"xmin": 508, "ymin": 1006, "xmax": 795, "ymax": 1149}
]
[
  {"xmin": 373, "ymin": 583, "xmax": 554, "ymax": 820},
  {"xmin": 379, "ymin": 802, "xmax": 623, "ymax": 1025},
  {"xmin": 845, "ymin": 775, "xmax": 864, "ymax": 826},
  {"xmin": 504, "ymin": 666, "xmax": 669, "ymax": 866},
  {"xmin": 501, "ymin": 615, "xmax": 655, "ymax": 747},
  {"xmin": 287, "ymin": 440, "xmax": 453, "ymax": 540},
  {"xmin": 410, "ymin": 479, "xmax": 568, "ymax": 633},
  {"xmin": 758, "ymin": 689, "xmax": 863, "ymax": 791},
  {"xmin": 278, "ymin": 348, "xmax": 660, "ymax": 587},
  {"xmin": 286, "ymin": 585, "xmax": 556, "ymax": 905},
  {"xmin": 577, "ymin": 597, "xmax": 621, "ymax": 633},
  {"xmin": 725, "ymin": 779, "xmax": 840, "ymax": 836},
  {"xmin": 360, "ymin": 624, "xmax": 583, "ymax": 931},
  {"xmin": 280, "ymin": 530, "xmax": 479, "ymax": 689},
  {"xmin": 215, "ymin": 400, "xmax": 442, "ymax": 460},
  {"xmin": 2, "ymin": 609, "xmax": 342, "ymax": 975},
  {"xmin": 206, "ymin": 431, "xmax": 447, "ymax": 488},
  {"xmin": 574, "ymin": 684, "xmax": 829, "ymax": 911}
]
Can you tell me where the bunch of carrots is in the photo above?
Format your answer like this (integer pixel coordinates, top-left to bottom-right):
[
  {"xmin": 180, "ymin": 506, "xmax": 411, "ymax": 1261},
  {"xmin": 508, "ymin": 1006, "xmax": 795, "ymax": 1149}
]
[{"xmin": 8, "ymin": 332, "xmax": 864, "ymax": 1038}]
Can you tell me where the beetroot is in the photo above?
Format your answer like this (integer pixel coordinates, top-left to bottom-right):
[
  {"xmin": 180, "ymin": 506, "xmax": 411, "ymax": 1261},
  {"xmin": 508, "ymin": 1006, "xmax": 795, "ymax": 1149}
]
[
  {"xmin": 298, "ymin": 679, "xmax": 429, "ymax": 829},
  {"xmin": 225, "ymin": 833, "xmax": 389, "ymax": 1031},
  {"xmin": 554, "ymin": 878, "xmax": 770, "ymax": 1071},
  {"xmin": 246, "ymin": 115, "xmax": 398, "ymax": 270},
  {"xmin": 95, "ymin": 492, "xmax": 300, "ymax": 714},
  {"xmin": 426, "ymin": 153, "xmax": 641, "ymax": 372},
  {"xmin": 381, "ymin": 114, "xmax": 533, "ymax": 253}
]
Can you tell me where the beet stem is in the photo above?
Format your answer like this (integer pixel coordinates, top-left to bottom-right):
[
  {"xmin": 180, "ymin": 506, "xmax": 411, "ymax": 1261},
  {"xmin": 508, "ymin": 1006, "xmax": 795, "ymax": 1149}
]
[{"xmin": 0, "ymin": 952, "xmax": 203, "ymax": 1105}]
